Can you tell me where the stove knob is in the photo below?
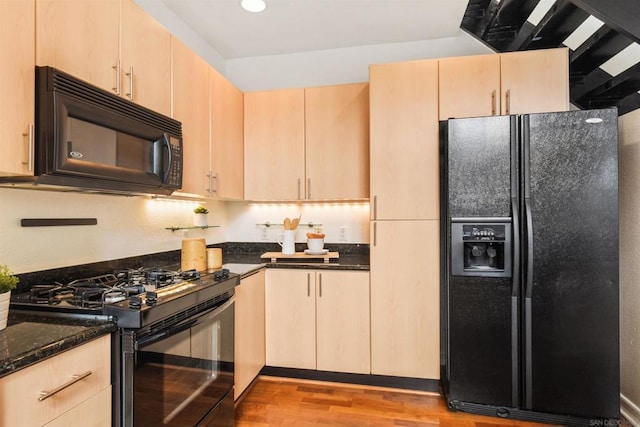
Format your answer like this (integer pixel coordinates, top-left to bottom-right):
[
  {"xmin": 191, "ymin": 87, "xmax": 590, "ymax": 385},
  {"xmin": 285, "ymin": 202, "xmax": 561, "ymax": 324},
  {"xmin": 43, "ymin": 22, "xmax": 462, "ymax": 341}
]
[
  {"xmin": 129, "ymin": 295, "xmax": 142, "ymax": 309},
  {"xmin": 146, "ymin": 291, "xmax": 158, "ymax": 306}
]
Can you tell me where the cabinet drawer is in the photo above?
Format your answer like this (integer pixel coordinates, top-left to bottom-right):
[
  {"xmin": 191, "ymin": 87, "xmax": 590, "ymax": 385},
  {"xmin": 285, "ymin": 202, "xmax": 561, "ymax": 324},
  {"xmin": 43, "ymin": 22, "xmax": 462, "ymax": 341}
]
[
  {"xmin": 44, "ymin": 386, "xmax": 111, "ymax": 427},
  {"xmin": 0, "ymin": 335, "xmax": 111, "ymax": 426}
]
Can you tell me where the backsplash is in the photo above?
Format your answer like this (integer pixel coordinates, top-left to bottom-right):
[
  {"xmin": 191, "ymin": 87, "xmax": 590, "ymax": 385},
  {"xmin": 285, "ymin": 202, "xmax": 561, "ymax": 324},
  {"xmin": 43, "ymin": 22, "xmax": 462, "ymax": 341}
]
[
  {"xmin": 0, "ymin": 188, "xmax": 227, "ymax": 274},
  {"xmin": 0, "ymin": 189, "xmax": 370, "ymax": 275},
  {"xmin": 225, "ymin": 201, "xmax": 370, "ymax": 244}
]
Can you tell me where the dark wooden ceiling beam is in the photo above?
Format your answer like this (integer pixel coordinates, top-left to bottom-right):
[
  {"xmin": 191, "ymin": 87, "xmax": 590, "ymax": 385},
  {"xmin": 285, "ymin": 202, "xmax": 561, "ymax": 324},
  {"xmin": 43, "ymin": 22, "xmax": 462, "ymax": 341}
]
[
  {"xmin": 524, "ymin": 1, "xmax": 589, "ymax": 50},
  {"xmin": 615, "ymin": 93, "xmax": 640, "ymax": 116},
  {"xmin": 569, "ymin": 27, "xmax": 632, "ymax": 76},
  {"xmin": 577, "ymin": 62, "xmax": 640, "ymax": 105},
  {"xmin": 486, "ymin": 0, "xmax": 543, "ymax": 51},
  {"xmin": 568, "ymin": 0, "xmax": 640, "ymax": 45}
]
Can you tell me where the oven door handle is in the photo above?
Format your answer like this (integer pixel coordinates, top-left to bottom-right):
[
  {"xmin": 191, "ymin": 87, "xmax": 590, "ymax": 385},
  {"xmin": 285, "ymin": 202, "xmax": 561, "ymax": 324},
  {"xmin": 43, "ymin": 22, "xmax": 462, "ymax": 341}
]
[{"xmin": 136, "ymin": 296, "xmax": 234, "ymax": 348}]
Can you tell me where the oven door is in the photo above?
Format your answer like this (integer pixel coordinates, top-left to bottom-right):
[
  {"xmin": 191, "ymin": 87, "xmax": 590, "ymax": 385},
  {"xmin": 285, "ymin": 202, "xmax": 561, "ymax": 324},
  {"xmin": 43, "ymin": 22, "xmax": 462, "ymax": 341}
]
[{"xmin": 123, "ymin": 297, "xmax": 234, "ymax": 426}]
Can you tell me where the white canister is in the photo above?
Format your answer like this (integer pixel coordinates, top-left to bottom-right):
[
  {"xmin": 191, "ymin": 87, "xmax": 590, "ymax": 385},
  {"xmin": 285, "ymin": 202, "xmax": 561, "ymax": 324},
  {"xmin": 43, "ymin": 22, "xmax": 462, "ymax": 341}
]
[{"xmin": 276, "ymin": 230, "xmax": 296, "ymax": 255}]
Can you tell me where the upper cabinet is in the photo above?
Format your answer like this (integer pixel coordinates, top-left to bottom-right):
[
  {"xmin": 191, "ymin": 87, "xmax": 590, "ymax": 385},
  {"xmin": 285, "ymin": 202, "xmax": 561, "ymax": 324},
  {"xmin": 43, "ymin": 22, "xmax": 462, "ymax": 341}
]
[
  {"xmin": 119, "ymin": 0, "xmax": 171, "ymax": 116},
  {"xmin": 439, "ymin": 48, "xmax": 569, "ymax": 120},
  {"xmin": 244, "ymin": 88, "xmax": 306, "ymax": 201},
  {"xmin": 499, "ymin": 48, "xmax": 569, "ymax": 115},
  {"xmin": 211, "ymin": 67, "xmax": 244, "ymax": 200},
  {"xmin": 369, "ymin": 59, "xmax": 440, "ymax": 221},
  {"xmin": 172, "ymin": 37, "xmax": 210, "ymax": 196},
  {"xmin": 244, "ymin": 83, "xmax": 369, "ymax": 201},
  {"xmin": 438, "ymin": 54, "xmax": 501, "ymax": 120},
  {"xmin": 172, "ymin": 39, "xmax": 244, "ymax": 199},
  {"xmin": 305, "ymin": 83, "xmax": 369, "ymax": 200},
  {"xmin": 36, "ymin": 0, "xmax": 171, "ymax": 116},
  {"xmin": 0, "ymin": 0, "xmax": 35, "ymax": 176}
]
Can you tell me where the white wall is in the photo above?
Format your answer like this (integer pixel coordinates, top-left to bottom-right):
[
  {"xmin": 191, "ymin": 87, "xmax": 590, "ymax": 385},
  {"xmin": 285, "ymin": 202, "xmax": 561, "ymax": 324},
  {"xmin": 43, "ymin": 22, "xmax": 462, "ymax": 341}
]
[
  {"xmin": 134, "ymin": 0, "xmax": 226, "ymax": 73},
  {"xmin": 226, "ymin": 32, "xmax": 492, "ymax": 91},
  {"xmin": 133, "ymin": 0, "xmax": 492, "ymax": 91},
  {"xmin": 618, "ymin": 109, "xmax": 640, "ymax": 426},
  {"xmin": 0, "ymin": 188, "xmax": 227, "ymax": 274}
]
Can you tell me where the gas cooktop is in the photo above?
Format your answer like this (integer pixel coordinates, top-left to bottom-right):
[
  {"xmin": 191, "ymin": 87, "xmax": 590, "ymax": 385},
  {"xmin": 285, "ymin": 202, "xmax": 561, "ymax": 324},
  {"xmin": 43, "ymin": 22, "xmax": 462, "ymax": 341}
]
[{"xmin": 10, "ymin": 266, "xmax": 240, "ymax": 329}]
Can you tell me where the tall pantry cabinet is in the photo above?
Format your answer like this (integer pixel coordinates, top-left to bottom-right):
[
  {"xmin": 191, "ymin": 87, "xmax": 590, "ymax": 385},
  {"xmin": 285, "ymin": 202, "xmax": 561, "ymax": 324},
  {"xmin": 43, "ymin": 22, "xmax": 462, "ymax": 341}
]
[
  {"xmin": 369, "ymin": 59, "xmax": 441, "ymax": 379},
  {"xmin": 0, "ymin": 0, "xmax": 35, "ymax": 176}
]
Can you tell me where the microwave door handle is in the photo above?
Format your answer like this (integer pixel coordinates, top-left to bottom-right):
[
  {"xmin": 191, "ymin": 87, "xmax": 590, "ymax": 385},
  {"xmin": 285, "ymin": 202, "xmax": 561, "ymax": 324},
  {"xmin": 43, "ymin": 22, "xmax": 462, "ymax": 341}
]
[{"xmin": 162, "ymin": 133, "xmax": 172, "ymax": 183}]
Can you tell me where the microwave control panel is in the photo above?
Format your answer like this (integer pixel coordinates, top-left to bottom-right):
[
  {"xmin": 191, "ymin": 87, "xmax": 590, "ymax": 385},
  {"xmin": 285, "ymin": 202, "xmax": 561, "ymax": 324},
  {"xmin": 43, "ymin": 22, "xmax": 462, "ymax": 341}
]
[{"xmin": 165, "ymin": 136, "xmax": 182, "ymax": 188}]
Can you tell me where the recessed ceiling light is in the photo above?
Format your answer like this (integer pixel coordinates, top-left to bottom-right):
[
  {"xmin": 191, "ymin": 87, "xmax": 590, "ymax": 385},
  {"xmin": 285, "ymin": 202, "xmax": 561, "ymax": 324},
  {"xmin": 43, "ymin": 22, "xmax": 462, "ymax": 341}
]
[{"xmin": 241, "ymin": 0, "xmax": 266, "ymax": 13}]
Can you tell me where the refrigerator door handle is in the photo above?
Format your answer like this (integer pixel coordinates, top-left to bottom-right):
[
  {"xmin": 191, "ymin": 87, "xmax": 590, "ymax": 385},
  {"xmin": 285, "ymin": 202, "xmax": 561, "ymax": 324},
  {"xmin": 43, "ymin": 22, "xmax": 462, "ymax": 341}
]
[{"xmin": 524, "ymin": 198, "xmax": 534, "ymax": 298}]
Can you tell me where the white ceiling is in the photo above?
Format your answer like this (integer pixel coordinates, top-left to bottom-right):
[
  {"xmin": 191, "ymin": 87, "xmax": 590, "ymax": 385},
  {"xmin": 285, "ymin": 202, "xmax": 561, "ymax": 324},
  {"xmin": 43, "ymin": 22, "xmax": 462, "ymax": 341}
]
[{"xmin": 159, "ymin": 0, "xmax": 470, "ymax": 59}]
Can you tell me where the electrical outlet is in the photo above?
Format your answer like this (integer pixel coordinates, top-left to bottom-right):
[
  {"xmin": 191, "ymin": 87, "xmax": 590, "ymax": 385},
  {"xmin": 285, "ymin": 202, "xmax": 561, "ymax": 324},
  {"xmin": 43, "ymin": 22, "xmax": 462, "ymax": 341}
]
[
  {"xmin": 339, "ymin": 226, "xmax": 348, "ymax": 242},
  {"xmin": 260, "ymin": 227, "xmax": 269, "ymax": 241}
]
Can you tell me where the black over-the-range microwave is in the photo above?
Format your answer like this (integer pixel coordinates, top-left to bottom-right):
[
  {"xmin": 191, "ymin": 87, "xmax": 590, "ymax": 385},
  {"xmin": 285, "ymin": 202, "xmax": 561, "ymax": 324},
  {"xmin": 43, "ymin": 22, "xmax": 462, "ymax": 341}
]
[{"xmin": 1, "ymin": 66, "xmax": 183, "ymax": 195}]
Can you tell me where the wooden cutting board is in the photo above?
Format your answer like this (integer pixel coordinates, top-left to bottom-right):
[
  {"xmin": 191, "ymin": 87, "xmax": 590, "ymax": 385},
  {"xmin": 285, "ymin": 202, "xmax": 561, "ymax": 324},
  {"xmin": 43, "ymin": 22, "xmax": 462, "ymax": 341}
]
[{"xmin": 261, "ymin": 252, "xmax": 339, "ymax": 264}]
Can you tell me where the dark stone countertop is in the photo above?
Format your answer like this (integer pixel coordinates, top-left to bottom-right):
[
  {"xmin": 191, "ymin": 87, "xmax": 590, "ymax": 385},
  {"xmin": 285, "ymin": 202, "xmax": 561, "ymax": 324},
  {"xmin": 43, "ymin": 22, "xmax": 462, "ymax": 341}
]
[{"xmin": 0, "ymin": 312, "xmax": 116, "ymax": 378}]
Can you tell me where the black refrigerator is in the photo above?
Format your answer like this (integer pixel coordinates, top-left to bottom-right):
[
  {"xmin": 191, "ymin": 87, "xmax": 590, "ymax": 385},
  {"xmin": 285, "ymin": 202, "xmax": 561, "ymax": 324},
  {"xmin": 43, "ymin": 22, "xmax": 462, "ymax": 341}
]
[{"xmin": 439, "ymin": 108, "xmax": 620, "ymax": 426}]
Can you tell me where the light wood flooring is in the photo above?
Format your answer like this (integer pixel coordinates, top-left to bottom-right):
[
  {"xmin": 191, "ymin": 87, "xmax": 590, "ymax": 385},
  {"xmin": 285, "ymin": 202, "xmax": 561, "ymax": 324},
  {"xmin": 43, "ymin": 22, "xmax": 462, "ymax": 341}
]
[{"xmin": 235, "ymin": 377, "xmax": 557, "ymax": 426}]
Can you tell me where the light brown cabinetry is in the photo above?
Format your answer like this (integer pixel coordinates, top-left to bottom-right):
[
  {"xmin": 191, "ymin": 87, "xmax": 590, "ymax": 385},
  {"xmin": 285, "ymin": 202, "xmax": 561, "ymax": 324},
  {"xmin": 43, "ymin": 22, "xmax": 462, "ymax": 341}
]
[
  {"xmin": 438, "ymin": 48, "xmax": 569, "ymax": 120},
  {"xmin": 0, "ymin": 0, "xmax": 35, "ymax": 176},
  {"xmin": 210, "ymin": 67, "xmax": 244, "ymax": 200},
  {"xmin": 370, "ymin": 220, "xmax": 440, "ymax": 379},
  {"xmin": 173, "ymin": 40, "xmax": 244, "ymax": 199},
  {"xmin": 315, "ymin": 270, "xmax": 370, "ymax": 374},
  {"xmin": 244, "ymin": 83, "xmax": 369, "ymax": 201},
  {"xmin": 499, "ymin": 48, "xmax": 569, "ymax": 115},
  {"xmin": 172, "ymin": 37, "xmax": 211, "ymax": 196},
  {"xmin": 369, "ymin": 59, "xmax": 440, "ymax": 221},
  {"xmin": 37, "ymin": 0, "xmax": 171, "ymax": 116},
  {"xmin": 265, "ymin": 269, "xmax": 370, "ymax": 374},
  {"xmin": 244, "ymin": 89, "xmax": 306, "ymax": 201},
  {"xmin": 234, "ymin": 269, "xmax": 265, "ymax": 400},
  {"xmin": 369, "ymin": 58, "xmax": 441, "ymax": 380},
  {"xmin": 119, "ymin": 0, "xmax": 171, "ymax": 115},
  {"xmin": 305, "ymin": 83, "xmax": 370, "ymax": 200},
  {"xmin": 0, "ymin": 335, "xmax": 112, "ymax": 426}
]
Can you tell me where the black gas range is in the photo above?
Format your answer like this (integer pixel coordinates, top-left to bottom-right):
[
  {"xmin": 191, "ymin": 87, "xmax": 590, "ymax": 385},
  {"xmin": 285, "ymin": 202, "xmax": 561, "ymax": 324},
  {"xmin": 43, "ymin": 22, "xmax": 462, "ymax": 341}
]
[
  {"xmin": 10, "ymin": 266, "xmax": 239, "ymax": 327},
  {"xmin": 11, "ymin": 266, "xmax": 239, "ymax": 427}
]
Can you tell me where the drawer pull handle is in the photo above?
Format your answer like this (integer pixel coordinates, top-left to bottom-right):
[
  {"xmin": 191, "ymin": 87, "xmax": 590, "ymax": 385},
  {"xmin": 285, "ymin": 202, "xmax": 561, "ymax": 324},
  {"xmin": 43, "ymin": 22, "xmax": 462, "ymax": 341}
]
[{"xmin": 38, "ymin": 371, "xmax": 92, "ymax": 402}]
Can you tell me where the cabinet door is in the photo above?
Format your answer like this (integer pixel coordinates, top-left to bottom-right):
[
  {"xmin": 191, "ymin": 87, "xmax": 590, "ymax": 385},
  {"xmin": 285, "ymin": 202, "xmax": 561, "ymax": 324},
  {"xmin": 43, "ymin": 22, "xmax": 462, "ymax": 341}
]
[
  {"xmin": 234, "ymin": 270, "xmax": 265, "ymax": 400},
  {"xmin": 500, "ymin": 48, "xmax": 569, "ymax": 115},
  {"xmin": 316, "ymin": 271, "xmax": 370, "ymax": 374},
  {"xmin": 172, "ymin": 37, "xmax": 211, "ymax": 196},
  {"xmin": 244, "ymin": 89, "xmax": 305, "ymax": 201},
  {"xmin": 370, "ymin": 220, "xmax": 440, "ymax": 379},
  {"xmin": 438, "ymin": 54, "xmax": 501, "ymax": 120},
  {"xmin": 0, "ymin": 0, "xmax": 35, "ymax": 176},
  {"xmin": 211, "ymin": 68, "xmax": 244, "ymax": 200},
  {"xmin": 120, "ymin": 0, "xmax": 171, "ymax": 116},
  {"xmin": 370, "ymin": 60, "xmax": 440, "ymax": 221},
  {"xmin": 0, "ymin": 335, "xmax": 111, "ymax": 426},
  {"xmin": 36, "ymin": 0, "xmax": 119, "ymax": 95},
  {"xmin": 305, "ymin": 83, "xmax": 370, "ymax": 200},
  {"xmin": 265, "ymin": 269, "xmax": 316, "ymax": 369}
]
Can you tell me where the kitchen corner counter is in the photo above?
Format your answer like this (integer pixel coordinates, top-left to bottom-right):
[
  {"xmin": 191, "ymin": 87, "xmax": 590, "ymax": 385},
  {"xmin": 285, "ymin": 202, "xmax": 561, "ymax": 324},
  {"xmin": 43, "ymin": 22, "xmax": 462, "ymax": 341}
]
[
  {"xmin": 220, "ymin": 242, "xmax": 369, "ymax": 273},
  {"xmin": 0, "ymin": 312, "xmax": 116, "ymax": 378}
]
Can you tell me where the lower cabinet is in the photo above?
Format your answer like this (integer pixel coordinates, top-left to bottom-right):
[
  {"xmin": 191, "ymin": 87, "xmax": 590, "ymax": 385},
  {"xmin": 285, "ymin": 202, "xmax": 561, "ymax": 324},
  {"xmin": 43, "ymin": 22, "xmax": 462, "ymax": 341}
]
[
  {"xmin": 0, "ymin": 334, "xmax": 111, "ymax": 426},
  {"xmin": 265, "ymin": 269, "xmax": 370, "ymax": 374},
  {"xmin": 370, "ymin": 220, "xmax": 440, "ymax": 379},
  {"xmin": 234, "ymin": 269, "xmax": 266, "ymax": 399}
]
